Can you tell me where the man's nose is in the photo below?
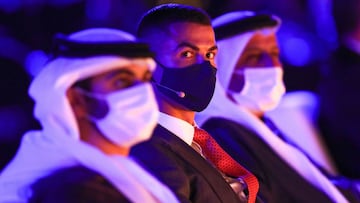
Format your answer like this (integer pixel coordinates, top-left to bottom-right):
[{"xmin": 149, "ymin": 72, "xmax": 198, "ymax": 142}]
[
  {"xmin": 195, "ymin": 54, "xmax": 215, "ymax": 67},
  {"xmin": 196, "ymin": 54, "xmax": 207, "ymax": 64}
]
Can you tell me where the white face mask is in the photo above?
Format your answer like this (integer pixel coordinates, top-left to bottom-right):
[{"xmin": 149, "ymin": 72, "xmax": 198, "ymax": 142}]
[
  {"xmin": 229, "ymin": 67, "xmax": 285, "ymax": 113},
  {"xmin": 79, "ymin": 83, "xmax": 159, "ymax": 148}
]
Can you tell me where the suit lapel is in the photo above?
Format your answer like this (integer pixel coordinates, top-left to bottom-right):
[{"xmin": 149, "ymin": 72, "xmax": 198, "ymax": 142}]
[{"xmin": 153, "ymin": 124, "xmax": 238, "ymax": 200}]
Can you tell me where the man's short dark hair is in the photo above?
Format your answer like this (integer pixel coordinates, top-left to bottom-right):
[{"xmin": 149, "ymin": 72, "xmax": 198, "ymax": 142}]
[{"xmin": 136, "ymin": 3, "xmax": 212, "ymax": 38}]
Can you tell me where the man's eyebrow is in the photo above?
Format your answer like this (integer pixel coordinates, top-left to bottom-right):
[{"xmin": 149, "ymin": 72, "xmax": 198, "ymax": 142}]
[
  {"xmin": 175, "ymin": 42, "xmax": 218, "ymax": 52},
  {"xmin": 208, "ymin": 45, "xmax": 218, "ymax": 52},
  {"xmin": 105, "ymin": 68, "xmax": 134, "ymax": 80}
]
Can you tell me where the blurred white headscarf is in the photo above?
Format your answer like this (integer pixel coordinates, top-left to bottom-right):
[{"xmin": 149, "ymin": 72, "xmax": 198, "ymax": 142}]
[
  {"xmin": 196, "ymin": 11, "xmax": 281, "ymax": 125},
  {"xmin": 30, "ymin": 28, "xmax": 156, "ymax": 141},
  {"xmin": 0, "ymin": 28, "xmax": 178, "ymax": 203},
  {"xmin": 214, "ymin": 11, "xmax": 257, "ymax": 90}
]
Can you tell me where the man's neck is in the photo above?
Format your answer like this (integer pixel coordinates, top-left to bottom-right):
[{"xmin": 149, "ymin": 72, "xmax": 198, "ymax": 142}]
[
  {"xmin": 156, "ymin": 91, "xmax": 196, "ymax": 125},
  {"xmin": 159, "ymin": 101, "xmax": 195, "ymax": 125},
  {"xmin": 160, "ymin": 108, "xmax": 195, "ymax": 125}
]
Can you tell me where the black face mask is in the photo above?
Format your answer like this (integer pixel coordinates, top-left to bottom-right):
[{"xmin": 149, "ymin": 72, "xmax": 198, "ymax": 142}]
[{"xmin": 154, "ymin": 61, "xmax": 217, "ymax": 112}]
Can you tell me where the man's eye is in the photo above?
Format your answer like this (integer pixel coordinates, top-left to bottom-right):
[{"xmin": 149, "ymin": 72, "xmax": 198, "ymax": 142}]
[
  {"xmin": 143, "ymin": 72, "xmax": 152, "ymax": 82},
  {"xmin": 206, "ymin": 52, "xmax": 216, "ymax": 59},
  {"xmin": 114, "ymin": 78, "xmax": 133, "ymax": 89},
  {"xmin": 181, "ymin": 51, "xmax": 194, "ymax": 58},
  {"xmin": 247, "ymin": 54, "xmax": 261, "ymax": 61}
]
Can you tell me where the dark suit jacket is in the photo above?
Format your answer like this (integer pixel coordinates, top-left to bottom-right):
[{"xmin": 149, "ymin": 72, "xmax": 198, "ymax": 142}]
[
  {"xmin": 29, "ymin": 166, "xmax": 131, "ymax": 203},
  {"xmin": 130, "ymin": 124, "xmax": 241, "ymax": 203},
  {"xmin": 202, "ymin": 117, "xmax": 336, "ymax": 203}
]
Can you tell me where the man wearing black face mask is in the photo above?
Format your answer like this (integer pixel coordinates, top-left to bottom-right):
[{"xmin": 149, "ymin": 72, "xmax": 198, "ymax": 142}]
[
  {"xmin": 130, "ymin": 3, "xmax": 259, "ymax": 203},
  {"xmin": 153, "ymin": 60, "xmax": 217, "ymax": 112}
]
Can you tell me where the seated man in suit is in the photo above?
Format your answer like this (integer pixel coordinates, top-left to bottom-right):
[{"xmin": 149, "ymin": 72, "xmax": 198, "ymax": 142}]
[
  {"xmin": 131, "ymin": 3, "xmax": 259, "ymax": 203},
  {"xmin": 0, "ymin": 28, "xmax": 178, "ymax": 203},
  {"xmin": 195, "ymin": 11, "xmax": 349, "ymax": 203}
]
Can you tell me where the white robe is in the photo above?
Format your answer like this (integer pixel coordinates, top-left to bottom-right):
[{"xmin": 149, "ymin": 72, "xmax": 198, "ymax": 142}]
[{"xmin": 0, "ymin": 130, "xmax": 178, "ymax": 203}]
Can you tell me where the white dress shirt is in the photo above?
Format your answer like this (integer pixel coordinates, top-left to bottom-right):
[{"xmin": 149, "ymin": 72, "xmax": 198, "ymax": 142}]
[{"xmin": 158, "ymin": 112, "xmax": 195, "ymax": 145}]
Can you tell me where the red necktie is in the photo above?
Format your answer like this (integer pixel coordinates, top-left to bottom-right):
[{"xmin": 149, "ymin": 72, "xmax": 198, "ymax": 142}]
[{"xmin": 193, "ymin": 127, "xmax": 259, "ymax": 203}]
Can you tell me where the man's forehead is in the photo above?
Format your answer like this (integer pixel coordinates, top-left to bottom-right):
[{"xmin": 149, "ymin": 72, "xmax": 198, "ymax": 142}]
[
  {"xmin": 101, "ymin": 64, "xmax": 150, "ymax": 76},
  {"xmin": 245, "ymin": 33, "xmax": 278, "ymax": 48},
  {"xmin": 167, "ymin": 22, "xmax": 213, "ymax": 35},
  {"xmin": 84, "ymin": 67, "xmax": 149, "ymax": 88},
  {"xmin": 165, "ymin": 22, "xmax": 216, "ymax": 45}
]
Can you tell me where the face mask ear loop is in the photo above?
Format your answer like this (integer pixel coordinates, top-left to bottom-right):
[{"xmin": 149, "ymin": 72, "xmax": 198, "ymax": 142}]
[
  {"xmin": 151, "ymin": 59, "xmax": 186, "ymax": 97},
  {"xmin": 153, "ymin": 58, "xmax": 166, "ymax": 69}
]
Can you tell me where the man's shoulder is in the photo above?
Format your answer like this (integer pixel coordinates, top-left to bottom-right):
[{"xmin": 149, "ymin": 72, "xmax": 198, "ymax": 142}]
[
  {"xmin": 29, "ymin": 166, "xmax": 130, "ymax": 202},
  {"xmin": 132, "ymin": 124, "xmax": 187, "ymax": 153},
  {"xmin": 131, "ymin": 124, "xmax": 193, "ymax": 164},
  {"xmin": 202, "ymin": 117, "xmax": 253, "ymax": 135}
]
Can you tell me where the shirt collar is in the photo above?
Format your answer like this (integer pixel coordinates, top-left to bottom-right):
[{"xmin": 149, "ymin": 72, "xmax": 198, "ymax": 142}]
[{"xmin": 158, "ymin": 112, "xmax": 194, "ymax": 145}]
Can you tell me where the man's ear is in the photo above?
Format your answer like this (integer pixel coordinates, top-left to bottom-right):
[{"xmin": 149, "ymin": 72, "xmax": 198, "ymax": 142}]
[{"xmin": 67, "ymin": 87, "xmax": 88, "ymax": 119}]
